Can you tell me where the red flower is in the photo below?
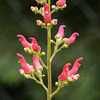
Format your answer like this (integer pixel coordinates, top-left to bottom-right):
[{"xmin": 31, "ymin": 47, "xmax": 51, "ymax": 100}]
[
  {"xmin": 17, "ymin": 53, "xmax": 34, "ymax": 73},
  {"xmin": 64, "ymin": 32, "xmax": 79, "ymax": 44},
  {"xmin": 17, "ymin": 35, "xmax": 32, "ymax": 48},
  {"xmin": 59, "ymin": 63, "xmax": 71, "ymax": 81},
  {"xmin": 68, "ymin": 57, "xmax": 83, "ymax": 76},
  {"xmin": 33, "ymin": 55, "xmax": 43, "ymax": 70},
  {"xmin": 29, "ymin": 37, "xmax": 40, "ymax": 52},
  {"xmin": 56, "ymin": 0, "xmax": 66, "ymax": 7},
  {"xmin": 44, "ymin": 5, "xmax": 51, "ymax": 23},
  {"xmin": 55, "ymin": 25, "xmax": 66, "ymax": 39}
]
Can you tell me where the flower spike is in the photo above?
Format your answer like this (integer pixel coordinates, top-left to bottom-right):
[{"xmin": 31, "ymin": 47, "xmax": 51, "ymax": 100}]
[
  {"xmin": 17, "ymin": 53, "xmax": 34, "ymax": 73},
  {"xmin": 17, "ymin": 35, "xmax": 32, "ymax": 48}
]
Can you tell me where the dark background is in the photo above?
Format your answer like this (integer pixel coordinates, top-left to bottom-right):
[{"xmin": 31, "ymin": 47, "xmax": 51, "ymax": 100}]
[{"xmin": 0, "ymin": 0, "xmax": 100, "ymax": 100}]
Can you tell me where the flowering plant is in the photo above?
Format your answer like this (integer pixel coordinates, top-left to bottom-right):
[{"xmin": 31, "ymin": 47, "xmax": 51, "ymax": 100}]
[{"xmin": 17, "ymin": 0, "xmax": 83, "ymax": 100}]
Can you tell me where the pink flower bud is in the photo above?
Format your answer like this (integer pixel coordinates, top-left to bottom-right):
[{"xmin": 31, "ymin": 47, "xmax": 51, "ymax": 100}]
[
  {"xmin": 25, "ymin": 74, "xmax": 31, "ymax": 79},
  {"xmin": 33, "ymin": 55, "xmax": 43, "ymax": 70},
  {"xmin": 19, "ymin": 69, "xmax": 25, "ymax": 75},
  {"xmin": 29, "ymin": 37, "xmax": 40, "ymax": 52},
  {"xmin": 44, "ymin": 5, "xmax": 51, "ymax": 24},
  {"xmin": 35, "ymin": 0, "xmax": 39, "ymax": 2},
  {"xmin": 67, "ymin": 74, "xmax": 80, "ymax": 82},
  {"xmin": 51, "ymin": 19, "xmax": 58, "ymax": 25},
  {"xmin": 71, "ymin": 75, "xmax": 74, "ymax": 79},
  {"xmin": 74, "ymin": 74, "xmax": 80, "ymax": 80},
  {"xmin": 17, "ymin": 35, "xmax": 32, "ymax": 48},
  {"xmin": 64, "ymin": 32, "xmax": 79, "ymax": 44},
  {"xmin": 68, "ymin": 57, "xmax": 83, "ymax": 76},
  {"xmin": 36, "ymin": 20, "xmax": 43, "ymax": 25},
  {"xmin": 54, "ymin": 19, "xmax": 57, "ymax": 23},
  {"xmin": 76, "ymin": 74, "xmax": 80, "ymax": 78},
  {"xmin": 55, "ymin": 25, "xmax": 66, "ymax": 39},
  {"xmin": 67, "ymin": 76, "xmax": 73, "ymax": 82},
  {"xmin": 52, "ymin": 5, "xmax": 56, "ymax": 9},
  {"xmin": 56, "ymin": 0, "xmax": 66, "ymax": 7},
  {"xmin": 17, "ymin": 53, "xmax": 34, "ymax": 73},
  {"xmin": 30, "ymin": 6, "xmax": 38, "ymax": 13},
  {"xmin": 30, "ymin": 6, "xmax": 35, "ymax": 11},
  {"xmin": 36, "ymin": 20, "xmax": 41, "ymax": 24},
  {"xmin": 59, "ymin": 63, "xmax": 71, "ymax": 81}
]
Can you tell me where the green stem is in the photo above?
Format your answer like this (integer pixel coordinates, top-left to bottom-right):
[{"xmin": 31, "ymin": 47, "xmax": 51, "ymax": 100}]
[
  {"xmin": 50, "ymin": 87, "xmax": 61, "ymax": 98},
  {"xmin": 31, "ymin": 74, "xmax": 48, "ymax": 91},
  {"xmin": 50, "ymin": 45, "xmax": 58, "ymax": 62},
  {"xmin": 39, "ymin": 77, "xmax": 48, "ymax": 91},
  {"xmin": 36, "ymin": 55, "xmax": 47, "ymax": 70},
  {"xmin": 47, "ymin": 27, "xmax": 52, "ymax": 100},
  {"xmin": 47, "ymin": 1, "xmax": 52, "ymax": 100},
  {"xmin": 50, "ymin": 9, "xmax": 56, "ymax": 15},
  {"xmin": 50, "ymin": 81, "xmax": 64, "ymax": 98}
]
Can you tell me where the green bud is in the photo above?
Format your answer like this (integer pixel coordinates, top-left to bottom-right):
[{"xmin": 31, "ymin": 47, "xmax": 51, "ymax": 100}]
[
  {"xmin": 63, "ymin": 81, "xmax": 68, "ymax": 85},
  {"xmin": 55, "ymin": 82, "xmax": 59, "ymax": 86},
  {"xmin": 47, "ymin": 23, "xmax": 52, "ymax": 27},
  {"xmin": 39, "ymin": 7, "xmax": 44, "ymax": 12},
  {"xmin": 28, "ymin": 50, "xmax": 34, "ymax": 54},
  {"xmin": 42, "ymin": 74, "xmax": 45, "ymax": 77},
  {"xmin": 63, "ymin": 44, "xmax": 68, "ymax": 48},
  {"xmin": 56, "ymin": 38, "xmax": 62, "ymax": 45},
  {"xmin": 41, "ymin": 52, "xmax": 45, "ymax": 56},
  {"xmin": 25, "ymin": 74, "xmax": 31, "ymax": 79},
  {"xmin": 41, "ymin": 23, "xmax": 46, "ymax": 27},
  {"xmin": 50, "ymin": 40, "xmax": 55, "ymax": 44},
  {"xmin": 52, "ymin": 5, "xmax": 56, "ymax": 9},
  {"xmin": 24, "ymin": 47, "xmax": 30, "ymax": 53},
  {"xmin": 63, "ymin": 4, "xmax": 67, "ymax": 8},
  {"xmin": 37, "ymin": 69, "xmax": 42, "ymax": 78}
]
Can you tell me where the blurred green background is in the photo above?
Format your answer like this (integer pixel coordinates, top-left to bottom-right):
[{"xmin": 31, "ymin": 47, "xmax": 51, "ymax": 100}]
[{"xmin": 0, "ymin": 0, "xmax": 100, "ymax": 100}]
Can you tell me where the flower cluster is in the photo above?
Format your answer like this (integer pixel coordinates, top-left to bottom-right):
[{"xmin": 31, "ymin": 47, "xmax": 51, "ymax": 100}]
[
  {"xmin": 30, "ymin": 1, "xmax": 67, "ymax": 28},
  {"xmin": 55, "ymin": 25, "xmax": 79, "ymax": 44},
  {"xmin": 17, "ymin": 35, "xmax": 40, "ymax": 52},
  {"xmin": 59, "ymin": 57, "xmax": 83, "ymax": 82},
  {"xmin": 17, "ymin": 35, "xmax": 45, "ymax": 79}
]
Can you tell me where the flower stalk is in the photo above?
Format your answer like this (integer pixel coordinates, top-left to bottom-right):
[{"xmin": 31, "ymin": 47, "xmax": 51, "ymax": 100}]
[
  {"xmin": 47, "ymin": 27, "xmax": 52, "ymax": 100},
  {"xmin": 17, "ymin": 0, "xmax": 83, "ymax": 100}
]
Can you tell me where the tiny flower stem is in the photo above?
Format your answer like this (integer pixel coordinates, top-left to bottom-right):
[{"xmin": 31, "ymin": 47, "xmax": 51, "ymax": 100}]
[
  {"xmin": 50, "ymin": 6, "xmax": 66, "ymax": 15},
  {"xmin": 39, "ymin": 77, "xmax": 48, "ymax": 91},
  {"xmin": 57, "ymin": 44, "xmax": 69, "ymax": 52},
  {"xmin": 50, "ymin": 45, "xmax": 58, "ymax": 62},
  {"xmin": 38, "ymin": 12, "xmax": 44, "ymax": 17},
  {"xmin": 50, "ymin": 81, "xmax": 64, "ymax": 98},
  {"xmin": 36, "ymin": 55, "xmax": 47, "ymax": 70},
  {"xmin": 50, "ymin": 87, "xmax": 61, "ymax": 98},
  {"xmin": 57, "ymin": 45, "xmax": 65, "ymax": 52},
  {"xmin": 50, "ymin": 9, "xmax": 56, "ymax": 15},
  {"xmin": 31, "ymin": 74, "xmax": 48, "ymax": 91},
  {"xmin": 50, "ymin": 43, "xmax": 69, "ymax": 62},
  {"xmin": 31, "ymin": 74, "xmax": 41, "ymax": 84}
]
